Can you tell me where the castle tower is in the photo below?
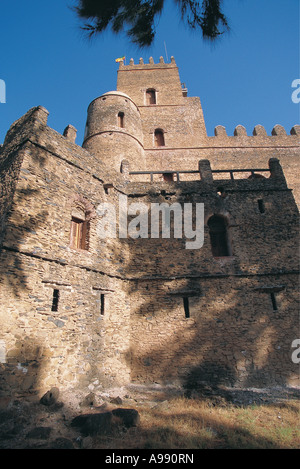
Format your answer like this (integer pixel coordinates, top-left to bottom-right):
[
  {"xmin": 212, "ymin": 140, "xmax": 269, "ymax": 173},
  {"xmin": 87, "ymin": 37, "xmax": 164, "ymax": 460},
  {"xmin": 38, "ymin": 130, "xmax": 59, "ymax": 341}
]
[
  {"xmin": 82, "ymin": 90, "xmax": 145, "ymax": 172},
  {"xmin": 0, "ymin": 57, "xmax": 299, "ymax": 401},
  {"xmin": 116, "ymin": 56, "xmax": 207, "ymax": 169},
  {"xmin": 114, "ymin": 56, "xmax": 299, "ymax": 200},
  {"xmin": 117, "ymin": 56, "xmax": 186, "ymax": 106}
]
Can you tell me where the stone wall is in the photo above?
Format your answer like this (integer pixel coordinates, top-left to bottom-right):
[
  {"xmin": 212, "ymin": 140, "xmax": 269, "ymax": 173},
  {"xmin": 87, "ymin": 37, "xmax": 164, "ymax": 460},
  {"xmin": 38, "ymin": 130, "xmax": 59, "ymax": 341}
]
[
  {"xmin": 0, "ymin": 58, "xmax": 299, "ymax": 398},
  {"xmin": 0, "ymin": 109, "xmax": 131, "ymax": 396},
  {"xmin": 115, "ymin": 57, "xmax": 300, "ymax": 207},
  {"xmin": 129, "ymin": 274, "xmax": 299, "ymax": 388},
  {"xmin": 124, "ymin": 159, "xmax": 299, "ymax": 388}
]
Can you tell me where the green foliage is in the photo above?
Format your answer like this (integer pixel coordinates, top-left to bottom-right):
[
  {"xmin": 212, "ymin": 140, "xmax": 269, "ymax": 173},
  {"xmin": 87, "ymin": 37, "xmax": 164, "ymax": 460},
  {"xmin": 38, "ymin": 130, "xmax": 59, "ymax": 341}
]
[{"xmin": 74, "ymin": 0, "xmax": 229, "ymax": 47}]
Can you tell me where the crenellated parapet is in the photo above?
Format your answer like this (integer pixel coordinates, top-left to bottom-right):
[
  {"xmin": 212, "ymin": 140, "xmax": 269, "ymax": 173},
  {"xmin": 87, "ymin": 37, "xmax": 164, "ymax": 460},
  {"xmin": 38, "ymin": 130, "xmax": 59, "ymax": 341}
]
[
  {"xmin": 119, "ymin": 56, "xmax": 176, "ymax": 69},
  {"xmin": 214, "ymin": 123, "xmax": 299, "ymax": 140}
]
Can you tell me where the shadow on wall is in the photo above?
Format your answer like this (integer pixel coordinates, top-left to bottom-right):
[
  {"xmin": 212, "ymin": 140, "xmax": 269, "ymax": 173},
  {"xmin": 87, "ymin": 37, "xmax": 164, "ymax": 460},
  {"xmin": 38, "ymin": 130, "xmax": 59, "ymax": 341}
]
[
  {"xmin": 0, "ymin": 143, "xmax": 55, "ymax": 397},
  {"xmin": 125, "ymin": 274, "xmax": 299, "ymax": 391},
  {"xmin": 0, "ymin": 143, "xmax": 49, "ymax": 298},
  {"xmin": 0, "ymin": 336, "xmax": 79, "ymax": 450},
  {"xmin": 0, "ymin": 336, "xmax": 45, "ymax": 397},
  {"xmin": 120, "ymin": 181, "xmax": 299, "ymax": 391}
]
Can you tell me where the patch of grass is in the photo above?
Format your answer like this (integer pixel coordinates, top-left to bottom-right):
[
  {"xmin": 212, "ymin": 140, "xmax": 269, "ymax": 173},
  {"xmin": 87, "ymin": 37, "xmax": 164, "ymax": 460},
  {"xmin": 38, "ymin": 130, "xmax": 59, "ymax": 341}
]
[{"xmin": 91, "ymin": 397, "xmax": 300, "ymax": 449}]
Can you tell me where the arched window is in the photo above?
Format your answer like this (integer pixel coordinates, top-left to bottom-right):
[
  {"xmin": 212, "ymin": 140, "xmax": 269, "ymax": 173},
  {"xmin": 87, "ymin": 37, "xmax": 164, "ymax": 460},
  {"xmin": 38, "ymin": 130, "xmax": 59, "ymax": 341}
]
[
  {"xmin": 207, "ymin": 215, "xmax": 231, "ymax": 257},
  {"xmin": 154, "ymin": 129, "xmax": 165, "ymax": 147},
  {"xmin": 146, "ymin": 89, "xmax": 156, "ymax": 105},
  {"xmin": 118, "ymin": 111, "xmax": 125, "ymax": 128}
]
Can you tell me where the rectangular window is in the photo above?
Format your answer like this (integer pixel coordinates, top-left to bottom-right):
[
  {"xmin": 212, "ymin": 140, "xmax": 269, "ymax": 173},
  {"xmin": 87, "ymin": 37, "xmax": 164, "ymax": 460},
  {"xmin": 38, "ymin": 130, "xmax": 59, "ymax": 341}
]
[
  {"xmin": 146, "ymin": 89, "xmax": 156, "ymax": 105},
  {"xmin": 208, "ymin": 215, "xmax": 231, "ymax": 257},
  {"xmin": 183, "ymin": 297, "xmax": 190, "ymax": 318},
  {"xmin": 100, "ymin": 293, "xmax": 105, "ymax": 316},
  {"xmin": 118, "ymin": 112, "xmax": 124, "ymax": 128},
  {"xmin": 270, "ymin": 292, "xmax": 278, "ymax": 311},
  {"xmin": 51, "ymin": 289, "xmax": 60, "ymax": 312},
  {"xmin": 258, "ymin": 199, "xmax": 265, "ymax": 213},
  {"xmin": 70, "ymin": 217, "xmax": 88, "ymax": 250}
]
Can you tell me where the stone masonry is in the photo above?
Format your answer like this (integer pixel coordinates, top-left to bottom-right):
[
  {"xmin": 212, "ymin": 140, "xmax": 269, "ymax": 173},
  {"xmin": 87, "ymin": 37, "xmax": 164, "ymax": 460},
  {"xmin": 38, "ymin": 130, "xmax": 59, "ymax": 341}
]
[{"xmin": 0, "ymin": 57, "xmax": 299, "ymax": 398}]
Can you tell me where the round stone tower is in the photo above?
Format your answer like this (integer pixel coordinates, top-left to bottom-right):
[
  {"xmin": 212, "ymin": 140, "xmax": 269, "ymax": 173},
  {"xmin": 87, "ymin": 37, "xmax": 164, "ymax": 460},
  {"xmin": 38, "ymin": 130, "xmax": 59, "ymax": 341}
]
[{"xmin": 82, "ymin": 91, "xmax": 145, "ymax": 172}]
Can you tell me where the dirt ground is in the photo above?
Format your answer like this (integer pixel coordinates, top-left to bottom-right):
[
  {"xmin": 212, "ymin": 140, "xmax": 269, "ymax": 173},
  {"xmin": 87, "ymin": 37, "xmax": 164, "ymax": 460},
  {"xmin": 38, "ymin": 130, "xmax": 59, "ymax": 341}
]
[{"xmin": 0, "ymin": 384, "xmax": 299, "ymax": 449}]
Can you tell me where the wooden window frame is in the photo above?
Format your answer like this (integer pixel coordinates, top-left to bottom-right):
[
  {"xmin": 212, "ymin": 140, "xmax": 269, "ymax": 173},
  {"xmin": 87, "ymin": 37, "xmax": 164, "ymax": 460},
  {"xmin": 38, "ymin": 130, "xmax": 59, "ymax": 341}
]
[{"xmin": 70, "ymin": 216, "xmax": 89, "ymax": 250}]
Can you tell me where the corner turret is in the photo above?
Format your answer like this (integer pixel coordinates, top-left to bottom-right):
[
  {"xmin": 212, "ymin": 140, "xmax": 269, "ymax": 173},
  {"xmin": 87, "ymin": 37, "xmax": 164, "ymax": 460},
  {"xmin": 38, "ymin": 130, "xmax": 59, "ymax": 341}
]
[{"xmin": 82, "ymin": 91, "xmax": 145, "ymax": 172}]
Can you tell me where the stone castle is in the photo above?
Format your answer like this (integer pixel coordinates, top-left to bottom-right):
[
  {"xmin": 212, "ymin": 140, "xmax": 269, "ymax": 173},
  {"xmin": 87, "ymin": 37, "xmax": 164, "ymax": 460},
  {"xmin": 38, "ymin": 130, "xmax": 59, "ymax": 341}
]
[{"xmin": 0, "ymin": 57, "xmax": 299, "ymax": 398}]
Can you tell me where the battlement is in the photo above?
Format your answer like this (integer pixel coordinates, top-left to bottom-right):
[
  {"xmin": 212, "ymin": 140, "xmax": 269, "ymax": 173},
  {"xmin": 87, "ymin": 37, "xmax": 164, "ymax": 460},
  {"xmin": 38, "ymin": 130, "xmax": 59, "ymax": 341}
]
[
  {"xmin": 118, "ymin": 56, "xmax": 177, "ymax": 70},
  {"xmin": 214, "ymin": 124, "xmax": 300, "ymax": 138}
]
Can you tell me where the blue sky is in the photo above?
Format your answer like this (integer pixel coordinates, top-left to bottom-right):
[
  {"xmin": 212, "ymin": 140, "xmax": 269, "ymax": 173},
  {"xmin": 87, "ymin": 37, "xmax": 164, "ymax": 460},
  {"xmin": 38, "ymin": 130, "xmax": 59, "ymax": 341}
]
[{"xmin": 0, "ymin": 0, "xmax": 299, "ymax": 145}]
